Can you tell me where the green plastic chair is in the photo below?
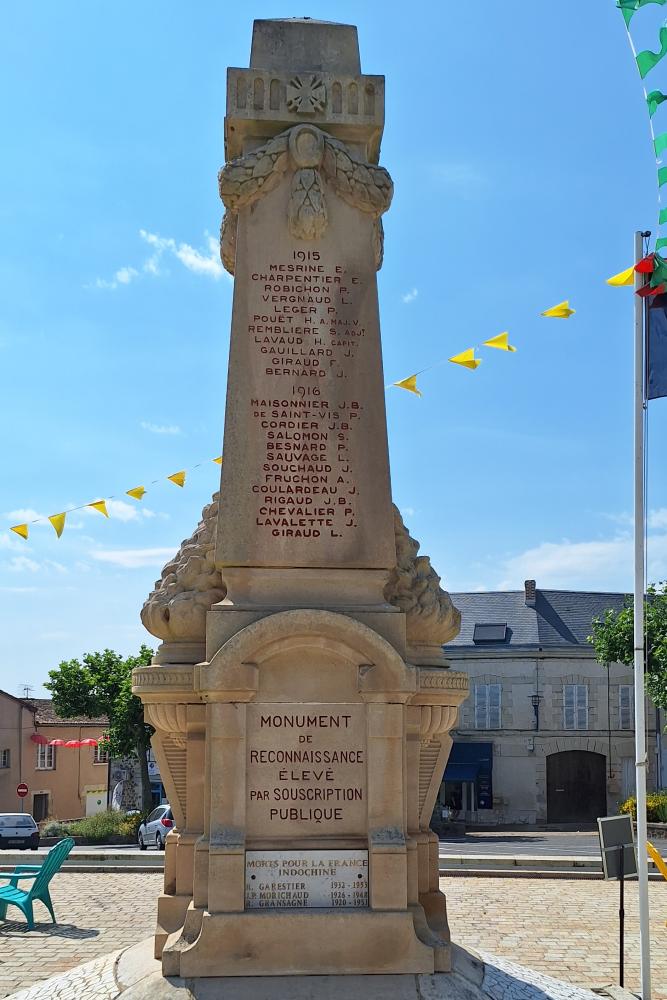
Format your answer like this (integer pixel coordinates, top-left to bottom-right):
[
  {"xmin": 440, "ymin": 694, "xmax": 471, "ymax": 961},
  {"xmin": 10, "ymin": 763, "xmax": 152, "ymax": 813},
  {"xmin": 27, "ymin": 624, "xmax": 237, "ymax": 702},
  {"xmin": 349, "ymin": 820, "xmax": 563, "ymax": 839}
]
[{"xmin": 0, "ymin": 837, "xmax": 75, "ymax": 930}]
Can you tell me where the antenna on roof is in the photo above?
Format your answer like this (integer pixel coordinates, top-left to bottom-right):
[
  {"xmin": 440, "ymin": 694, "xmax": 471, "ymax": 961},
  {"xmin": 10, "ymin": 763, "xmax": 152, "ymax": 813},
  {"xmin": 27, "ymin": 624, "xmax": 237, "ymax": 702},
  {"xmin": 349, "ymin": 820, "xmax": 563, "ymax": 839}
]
[{"xmin": 20, "ymin": 685, "xmax": 34, "ymax": 699}]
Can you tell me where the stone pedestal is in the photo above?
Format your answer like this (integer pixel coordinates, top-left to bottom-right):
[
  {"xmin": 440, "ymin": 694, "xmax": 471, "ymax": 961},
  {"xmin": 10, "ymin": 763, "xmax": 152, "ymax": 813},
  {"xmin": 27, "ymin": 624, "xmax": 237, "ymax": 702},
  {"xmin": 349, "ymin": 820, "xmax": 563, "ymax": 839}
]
[{"xmin": 133, "ymin": 17, "xmax": 467, "ymax": 980}]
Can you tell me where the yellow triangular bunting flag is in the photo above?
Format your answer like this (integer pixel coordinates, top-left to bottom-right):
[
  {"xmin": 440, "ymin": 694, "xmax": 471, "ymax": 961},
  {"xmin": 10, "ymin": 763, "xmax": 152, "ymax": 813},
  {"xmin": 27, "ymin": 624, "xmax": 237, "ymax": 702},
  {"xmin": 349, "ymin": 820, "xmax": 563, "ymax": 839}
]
[
  {"xmin": 88, "ymin": 500, "xmax": 109, "ymax": 518},
  {"xmin": 541, "ymin": 300, "xmax": 575, "ymax": 318},
  {"xmin": 483, "ymin": 331, "xmax": 516, "ymax": 352},
  {"xmin": 212, "ymin": 456, "xmax": 223, "ymax": 465},
  {"xmin": 10, "ymin": 524, "xmax": 28, "ymax": 540},
  {"xmin": 393, "ymin": 374, "xmax": 422, "ymax": 397},
  {"xmin": 168, "ymin": 471, "xmax": 186, "ymax": 488},
  {"xmin": 449, "ymin": 348, "xmax": 481, "ymax": 370},
  {"xmin": 48, "ymin": 513, "xmax": 66, "ymax": 538},
  {"xmin": 606, "ymin": 266, "xmax": 635, "ymax": 287},
  {"xmin": 126, "ymin": 486, "xmax": 146, "ymax": 501}
]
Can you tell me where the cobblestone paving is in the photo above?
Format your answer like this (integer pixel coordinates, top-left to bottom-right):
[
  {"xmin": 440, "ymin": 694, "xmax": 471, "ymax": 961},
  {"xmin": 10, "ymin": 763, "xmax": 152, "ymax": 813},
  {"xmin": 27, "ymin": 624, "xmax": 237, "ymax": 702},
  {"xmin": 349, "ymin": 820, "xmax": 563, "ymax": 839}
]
[
  {"xmin": 6, "ymin": 952, "xmax": 119, "ymax": 1000},
  {"xmin": 444, "ymin": 877, "xmax": 667, "ymax": 1000},
  {"xmin": 479, "ymin": 952, "xmax": 602, "ymax": 1000},
  {"xmin": 0, "ymin": 872, "xmax": 161, "ymax": 998},
  {"xmin": 0, "ymin": 873, "xmax": 664, "ymax": 998}
]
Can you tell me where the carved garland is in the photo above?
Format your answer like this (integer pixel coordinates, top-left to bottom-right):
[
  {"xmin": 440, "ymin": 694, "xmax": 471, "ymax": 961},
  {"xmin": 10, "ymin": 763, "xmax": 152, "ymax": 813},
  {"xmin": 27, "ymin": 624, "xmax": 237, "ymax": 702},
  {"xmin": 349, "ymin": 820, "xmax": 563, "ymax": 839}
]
[{"xmin": 218, "ymin": 124, "xmax": 393, "ymax": 274}]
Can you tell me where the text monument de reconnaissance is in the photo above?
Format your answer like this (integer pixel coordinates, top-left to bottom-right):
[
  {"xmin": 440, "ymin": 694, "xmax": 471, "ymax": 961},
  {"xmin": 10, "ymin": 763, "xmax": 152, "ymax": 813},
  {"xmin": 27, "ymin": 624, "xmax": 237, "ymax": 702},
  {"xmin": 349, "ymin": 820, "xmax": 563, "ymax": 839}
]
[{"xmin": 133, "ymin": 18, "xmax": 468, "ymax": 977}]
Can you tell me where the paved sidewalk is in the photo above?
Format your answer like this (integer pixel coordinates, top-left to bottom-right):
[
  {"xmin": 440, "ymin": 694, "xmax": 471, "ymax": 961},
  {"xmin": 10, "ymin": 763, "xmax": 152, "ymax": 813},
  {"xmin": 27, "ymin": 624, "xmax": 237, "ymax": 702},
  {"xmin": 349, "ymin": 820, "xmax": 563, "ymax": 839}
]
[
  {"xmin": 0, "ymin": 872, "xmax": 664, "ymax": 998},
  {"xmin": 445, "ymin": 876, "xmax": 667, "ymax": 999}
]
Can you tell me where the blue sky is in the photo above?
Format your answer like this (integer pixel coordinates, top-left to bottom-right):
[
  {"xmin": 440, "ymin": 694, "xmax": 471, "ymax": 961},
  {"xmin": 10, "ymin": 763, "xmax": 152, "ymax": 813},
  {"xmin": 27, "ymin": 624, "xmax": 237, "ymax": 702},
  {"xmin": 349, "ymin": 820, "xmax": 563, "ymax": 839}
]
[{"xmin": 2, "ymin": 1, "xmax": 667, "ymax": 696}]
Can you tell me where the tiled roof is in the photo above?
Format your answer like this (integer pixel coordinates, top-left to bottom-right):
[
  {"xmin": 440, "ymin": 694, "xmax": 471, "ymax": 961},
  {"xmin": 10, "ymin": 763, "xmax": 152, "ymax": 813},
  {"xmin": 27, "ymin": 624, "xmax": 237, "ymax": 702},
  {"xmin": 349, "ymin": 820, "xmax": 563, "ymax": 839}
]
[
  {"xmin": 446, "ymin": 588, "xmax": 628, "ymax": 650},
  {"xmin": 28, "ymin": 698, "xmax": 108, "ymax": 726}
]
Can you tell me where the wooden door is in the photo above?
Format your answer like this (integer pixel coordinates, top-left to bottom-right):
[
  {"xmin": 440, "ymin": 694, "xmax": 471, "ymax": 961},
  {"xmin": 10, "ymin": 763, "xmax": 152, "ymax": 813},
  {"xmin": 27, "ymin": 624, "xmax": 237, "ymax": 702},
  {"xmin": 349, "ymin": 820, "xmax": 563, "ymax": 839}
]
[{"xmin": 546, "ymin": 751, "xmax": 607, "ymax": 823}]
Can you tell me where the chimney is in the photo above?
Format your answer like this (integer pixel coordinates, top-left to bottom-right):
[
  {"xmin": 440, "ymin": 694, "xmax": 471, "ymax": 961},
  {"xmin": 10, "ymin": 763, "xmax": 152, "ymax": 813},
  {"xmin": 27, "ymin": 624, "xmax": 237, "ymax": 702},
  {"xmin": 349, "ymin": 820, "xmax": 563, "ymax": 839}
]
[{"xmin": 524, "ymin": 579, "xmax": 536, "ymax": 607}]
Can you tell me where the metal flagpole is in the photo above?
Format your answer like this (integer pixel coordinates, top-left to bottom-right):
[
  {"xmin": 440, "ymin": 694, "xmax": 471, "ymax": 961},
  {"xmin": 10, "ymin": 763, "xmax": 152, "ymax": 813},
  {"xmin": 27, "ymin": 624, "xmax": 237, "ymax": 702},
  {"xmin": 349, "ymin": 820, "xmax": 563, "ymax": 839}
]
[{"xmin": 633, "ymin": 229, "xmax": 651, "ymax": 1000}]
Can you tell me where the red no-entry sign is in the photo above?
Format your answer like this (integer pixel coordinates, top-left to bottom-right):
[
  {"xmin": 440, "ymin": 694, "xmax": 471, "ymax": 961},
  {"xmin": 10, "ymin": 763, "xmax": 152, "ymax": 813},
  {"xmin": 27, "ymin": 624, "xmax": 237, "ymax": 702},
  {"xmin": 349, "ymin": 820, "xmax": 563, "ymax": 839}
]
[{"xmin": 16, "ymin": 783, "xmax": 28, "ymax": 798}]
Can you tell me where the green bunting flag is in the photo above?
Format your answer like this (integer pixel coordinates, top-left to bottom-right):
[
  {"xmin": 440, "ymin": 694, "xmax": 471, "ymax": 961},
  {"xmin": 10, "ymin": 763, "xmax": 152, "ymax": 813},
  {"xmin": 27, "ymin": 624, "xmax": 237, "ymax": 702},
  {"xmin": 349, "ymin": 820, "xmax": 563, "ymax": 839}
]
[
  {"xmin": 647, "ymin": 90, "xmax": 667, "ymax": 116},
  {"xmin": 619, "ymin": 0, "xmax": 667, "ymax": 28},
  {"xmin": 636, "ymin": 26, "xmax": 667, "ymax": 79},
  {"xmin": 655, "ymin": 132, "xmax": 667, "ymax": 156}
]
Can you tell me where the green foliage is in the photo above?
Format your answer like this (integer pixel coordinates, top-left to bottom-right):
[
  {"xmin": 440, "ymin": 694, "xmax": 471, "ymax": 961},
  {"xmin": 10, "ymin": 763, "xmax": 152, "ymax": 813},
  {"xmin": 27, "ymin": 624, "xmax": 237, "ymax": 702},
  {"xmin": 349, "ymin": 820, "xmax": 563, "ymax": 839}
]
[
  {"xmin": 588, "ymin": 582, "xmax": 667, "ymax": 710},
  {"xmin": 619, "ymin": 791, "xmax": 667, "ymax": 823},
  {"xmin": 41, "ymin": 820, "xmax": 69, "ymax": 837},
  {"xmin": 46, "ymin": 645, "xmax": 155, "ymax": 809},
  {"xmin": 40, "ymin": 810, "xmax": 147, "ymax": 843}
]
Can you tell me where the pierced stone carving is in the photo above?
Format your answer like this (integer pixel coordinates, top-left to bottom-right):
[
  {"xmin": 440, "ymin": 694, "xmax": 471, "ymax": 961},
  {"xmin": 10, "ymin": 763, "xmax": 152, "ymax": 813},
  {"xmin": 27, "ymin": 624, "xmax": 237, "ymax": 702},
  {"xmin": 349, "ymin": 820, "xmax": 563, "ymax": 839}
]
[
  {"xmin": 141, "ymin": 495, "xmax": 461, "ymax": 658},
  {"xmin": 218, "ymin": 124, "xmax": 392, "ymax": 274},
  {"xmin": 286, "ymin": 75, "xmax": 326, "ymax": 114},
  {"xmin": 384, "ymin": 506, "xmax": 461, "ymax": 652},
  {"xmin": 140, "ymin": 494, "xmax": 225, "ymax": 644}
]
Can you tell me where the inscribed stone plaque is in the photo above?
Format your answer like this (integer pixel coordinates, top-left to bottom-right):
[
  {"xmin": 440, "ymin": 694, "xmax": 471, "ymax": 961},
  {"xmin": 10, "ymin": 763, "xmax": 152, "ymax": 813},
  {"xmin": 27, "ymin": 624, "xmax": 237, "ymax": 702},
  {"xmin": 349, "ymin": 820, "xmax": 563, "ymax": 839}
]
[
  {"xmin": 246, "ymin": 703, "xmax": 366, "ymax": 837},
  {"xmin": 245, "ymin": 850, "xmax": 369, "ymax": 908},
  {"xmin": 217, "ymin": 176, "xmax": 395, "ymax": 571}
]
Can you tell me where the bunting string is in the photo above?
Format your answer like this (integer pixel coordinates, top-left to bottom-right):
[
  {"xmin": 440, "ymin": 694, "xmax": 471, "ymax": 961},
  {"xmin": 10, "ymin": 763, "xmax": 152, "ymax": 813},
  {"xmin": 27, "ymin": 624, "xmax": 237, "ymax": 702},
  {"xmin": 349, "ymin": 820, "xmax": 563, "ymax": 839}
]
[
  {"xmin": 8, "ymin": 456, "xmax": 222, "ymax": 542},
  {"xmin": 6, "ymin": 9, "xmax": 666, "ymax": 530}
]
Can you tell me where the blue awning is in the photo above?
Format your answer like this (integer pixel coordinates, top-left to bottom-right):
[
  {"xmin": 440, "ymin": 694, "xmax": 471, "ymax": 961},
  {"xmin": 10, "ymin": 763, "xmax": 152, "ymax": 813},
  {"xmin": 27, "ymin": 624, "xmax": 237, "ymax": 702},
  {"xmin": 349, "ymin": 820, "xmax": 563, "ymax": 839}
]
[{"xmin": 444, "ymin": 762, "xmax": 480, "ymax": 782}]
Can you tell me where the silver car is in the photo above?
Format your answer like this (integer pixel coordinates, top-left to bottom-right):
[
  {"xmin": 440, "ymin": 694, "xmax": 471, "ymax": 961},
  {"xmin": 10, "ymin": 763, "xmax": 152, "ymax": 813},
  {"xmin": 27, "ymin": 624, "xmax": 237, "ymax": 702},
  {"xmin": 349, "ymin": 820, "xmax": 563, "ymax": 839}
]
[
  {"xmin": 137, "ymin": 804, "xmax": 173, "ymax": 850},
  {"xmin": 0, "ymin": 813, "xmax": 39, "ymax": 850}
]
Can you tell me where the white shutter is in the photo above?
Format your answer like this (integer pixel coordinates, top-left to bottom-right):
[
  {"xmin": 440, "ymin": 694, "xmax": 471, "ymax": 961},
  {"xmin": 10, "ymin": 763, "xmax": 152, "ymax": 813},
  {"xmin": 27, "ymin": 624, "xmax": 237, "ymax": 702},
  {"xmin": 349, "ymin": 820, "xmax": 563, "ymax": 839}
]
[
  {"xmin": 619, "ymin": 685, "xmax": 632, "ymax": 730},
  {"xmin": 576, "ymin": 685, "xmax": 588, "ymax": 730},
  {"xmin": 488, "ymin": 684, "xmax": 501, "ymax": 729},
  {"xmin": 563, "ymin": 684, "xmax": 575, "ymax": 730},
  {"xmin": 474, "ymin": 685, "xmax": 488, "ymax": 729}
]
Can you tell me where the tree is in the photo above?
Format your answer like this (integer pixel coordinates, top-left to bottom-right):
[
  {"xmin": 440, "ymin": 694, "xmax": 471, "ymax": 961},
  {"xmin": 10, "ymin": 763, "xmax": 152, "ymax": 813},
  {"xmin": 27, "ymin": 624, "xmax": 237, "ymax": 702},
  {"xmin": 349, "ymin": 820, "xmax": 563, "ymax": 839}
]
[
  {"xmin": 46, "ymin": 645, "xmax": 154, "ymax": 810},
  {"xmin": 588, "ymin": 582, "xmax": 667, "ymax": 712}
]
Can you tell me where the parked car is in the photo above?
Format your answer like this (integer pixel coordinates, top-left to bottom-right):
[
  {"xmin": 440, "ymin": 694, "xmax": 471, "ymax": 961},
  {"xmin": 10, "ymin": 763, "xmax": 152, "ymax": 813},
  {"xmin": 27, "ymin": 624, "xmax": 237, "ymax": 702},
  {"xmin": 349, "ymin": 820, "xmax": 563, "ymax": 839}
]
[
  {"xmin": 0, "ymin": 813, "xmax": 39, "ymax": 850},
  {"xmin": 137, "ymin": 804, "xmax": 173, "ymax": 850}
]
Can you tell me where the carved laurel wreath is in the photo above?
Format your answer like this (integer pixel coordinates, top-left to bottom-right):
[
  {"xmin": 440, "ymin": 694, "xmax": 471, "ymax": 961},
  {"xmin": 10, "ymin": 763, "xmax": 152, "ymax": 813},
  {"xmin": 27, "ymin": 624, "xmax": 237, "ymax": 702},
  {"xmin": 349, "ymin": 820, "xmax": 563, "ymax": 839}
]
[{"xmin": 218, "ymin": 124, "xmax": 393, "ymax": 274}]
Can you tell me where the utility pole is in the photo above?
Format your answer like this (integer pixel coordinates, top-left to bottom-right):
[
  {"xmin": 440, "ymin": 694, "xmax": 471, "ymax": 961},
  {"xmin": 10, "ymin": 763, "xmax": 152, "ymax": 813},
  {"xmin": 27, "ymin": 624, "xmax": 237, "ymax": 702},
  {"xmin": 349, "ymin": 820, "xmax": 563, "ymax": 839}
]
[{"xmin": 633, "ymin": 229, "xmax": 652, "ymax": 1000}]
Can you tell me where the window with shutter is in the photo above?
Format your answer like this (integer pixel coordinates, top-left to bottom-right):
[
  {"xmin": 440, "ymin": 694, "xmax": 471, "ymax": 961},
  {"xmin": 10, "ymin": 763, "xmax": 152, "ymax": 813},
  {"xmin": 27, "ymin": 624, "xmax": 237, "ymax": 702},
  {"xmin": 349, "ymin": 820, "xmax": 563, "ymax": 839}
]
[
  {"xmin": 488, "ymin": 684, "xmax": 501, "ymax": 729},
  {"xmin": 474, "ymin": 685, "xmax": 488, "ymax": 729},
  {"xmin": 36, "ymin": 744, "xmax": 55, "ymax": 770},
  {"xmin": 474, "ymin": 684, "xmax": 501, "ymax": 729},
  {"xmin": 563, "ymin": 684, "xmax": 575, "ymax": 730},
  {"xmin": 619, "ymin": 685, "xmax": 633, "ymax": 730},
  {"xmin": 576, "ymin": 685, "xmax": 588, "ymax": 730},
  {"xmin": 563, "ymin": 684, "xmax": 588, "ymax": 730}
]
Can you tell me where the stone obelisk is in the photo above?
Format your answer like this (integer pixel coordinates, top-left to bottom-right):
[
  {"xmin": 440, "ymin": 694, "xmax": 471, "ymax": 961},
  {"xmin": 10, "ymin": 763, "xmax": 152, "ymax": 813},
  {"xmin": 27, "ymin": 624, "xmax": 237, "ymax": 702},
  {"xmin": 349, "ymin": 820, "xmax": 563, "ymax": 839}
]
[{"xmin": 134, "ymin": 18, "xmax": 468, "ymax": 979}]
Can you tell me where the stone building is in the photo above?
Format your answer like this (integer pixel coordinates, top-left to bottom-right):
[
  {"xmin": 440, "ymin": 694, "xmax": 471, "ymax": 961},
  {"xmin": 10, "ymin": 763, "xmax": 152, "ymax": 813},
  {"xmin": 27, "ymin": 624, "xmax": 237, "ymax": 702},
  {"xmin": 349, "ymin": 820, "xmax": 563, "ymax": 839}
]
[
  {"xmin": 0, "ymin": 690, "xmax": 109, "ymax": 821},
  {"xmin": 440, "ymin": 581, "xmax": 663, "ymax": 826}
]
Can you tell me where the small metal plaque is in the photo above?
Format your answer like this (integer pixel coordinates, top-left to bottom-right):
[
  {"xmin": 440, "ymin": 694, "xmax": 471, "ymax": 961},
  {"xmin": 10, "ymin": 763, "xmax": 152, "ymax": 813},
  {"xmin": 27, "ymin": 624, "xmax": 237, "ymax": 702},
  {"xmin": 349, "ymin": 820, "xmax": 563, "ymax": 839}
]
[
  {"xmin": 245, "ymin": 850, "xmax": 368, "ymax": 908},
  {"xmin": 597, "ymin": 815, "xmax": 637, "ymax": 880}
]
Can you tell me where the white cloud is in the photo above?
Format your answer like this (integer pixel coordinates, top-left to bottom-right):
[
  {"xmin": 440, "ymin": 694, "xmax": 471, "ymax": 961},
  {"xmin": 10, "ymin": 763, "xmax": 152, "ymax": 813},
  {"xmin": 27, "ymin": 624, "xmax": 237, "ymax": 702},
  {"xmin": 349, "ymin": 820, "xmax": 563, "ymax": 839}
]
[
  {"xmin": 402, "ymin": 288, "xmax": 418, "ymax": 304},
  {"xmin": 140, "ymin": 421, "xmax": 182, "ymax": 435},
  {"xmin": 402, "ymin": 506, "xmax": 416, "ymax": 518},
  {"xmin": 90, "ymin": 230, "xmax": 228, "ymax": 290},
  {"xmin": 496, "ymin": 528, "xmax": 667, "ymax": 592},
  {"xmin": 0, "ymin": 585, "xmax": 38, "ymax": 593},
  {"xmin": 140, "ymin": 229, "xmax": 227, "ymax": 281},
  {"xmin": 90, "ymin": 547, "xmax": 176, "ymax": 568},
  {"xmin": 648, "ymin": 507, "xmax": 667, "ymax": 529},
  {"xmin": 5, "ymin": 508, "xmax": 48, "ymax": 524},
  {"xmin": 80, "ymin": 498, "xmax": 156, "ymax": 523},
  {"xmin": 92, "ymin": 266, "xmax": 140, "ymax": 291},
  {"xmin": 7, "ymin": 556, "xmax": 40, "ymax": 573}
]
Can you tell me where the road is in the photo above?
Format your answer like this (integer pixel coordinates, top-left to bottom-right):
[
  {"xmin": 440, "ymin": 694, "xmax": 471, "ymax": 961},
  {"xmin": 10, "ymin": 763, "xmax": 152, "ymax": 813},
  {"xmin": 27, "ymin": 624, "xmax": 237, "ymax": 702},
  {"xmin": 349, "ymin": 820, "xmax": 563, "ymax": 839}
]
[{"xmin": 438, "ymin": 830, "xmax": 601, "ymax": 857}]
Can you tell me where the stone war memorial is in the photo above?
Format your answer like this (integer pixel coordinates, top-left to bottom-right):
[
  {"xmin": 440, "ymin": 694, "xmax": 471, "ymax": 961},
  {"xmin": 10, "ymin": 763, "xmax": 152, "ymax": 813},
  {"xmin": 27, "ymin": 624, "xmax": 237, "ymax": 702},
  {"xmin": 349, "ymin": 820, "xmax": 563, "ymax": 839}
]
[{"xmin": 133, "ymin": 16, "xmax": 469, "ymax": 982}]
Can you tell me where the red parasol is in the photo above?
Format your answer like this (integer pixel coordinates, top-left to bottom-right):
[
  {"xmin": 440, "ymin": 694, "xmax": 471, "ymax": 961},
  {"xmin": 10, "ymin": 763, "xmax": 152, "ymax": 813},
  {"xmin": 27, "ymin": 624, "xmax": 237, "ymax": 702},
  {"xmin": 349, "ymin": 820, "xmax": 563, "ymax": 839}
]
[
  {"xmin": 48, "ymin": 739, "xmax": 66, "ymax": 746},
  {"xmin": 79, "ymin": 738, "xmax": 98, "ymax": 747},
  {"xmin": 30, "ymin": 733, "xmax": 48, "ymax": 745},
  {"xmin": 64, "ymin": 740, "xmax": 82, "ymax": 748}
]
